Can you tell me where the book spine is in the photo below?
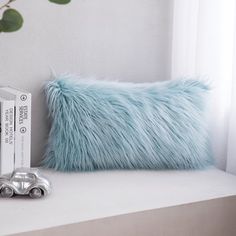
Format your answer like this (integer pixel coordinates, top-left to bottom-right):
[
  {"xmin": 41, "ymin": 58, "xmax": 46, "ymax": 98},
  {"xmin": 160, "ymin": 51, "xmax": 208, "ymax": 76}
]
[
  {"xmin": 14, "ymin": 93, "xmax": 31, "ymax": 168},
  {"xmin": 0, "ymin": 100, "xmax": 15, "ymax": 175}
]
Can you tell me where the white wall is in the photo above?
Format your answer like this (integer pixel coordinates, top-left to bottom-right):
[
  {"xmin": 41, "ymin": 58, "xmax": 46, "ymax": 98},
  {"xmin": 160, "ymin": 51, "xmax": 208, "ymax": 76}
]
[{"xmin": 0, "ymin": 0, "xmax": 173, "ymax": 166}]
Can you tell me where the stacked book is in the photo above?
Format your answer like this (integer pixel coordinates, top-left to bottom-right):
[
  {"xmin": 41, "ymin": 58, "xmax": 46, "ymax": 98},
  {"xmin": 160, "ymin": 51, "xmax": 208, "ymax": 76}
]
[{"xmin": 0, "ymin": 87, "xmax": 31, "ymax": 175}]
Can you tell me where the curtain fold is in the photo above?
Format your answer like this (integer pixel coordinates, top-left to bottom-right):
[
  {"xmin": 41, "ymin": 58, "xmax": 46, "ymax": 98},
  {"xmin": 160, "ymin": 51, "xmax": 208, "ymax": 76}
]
[
  {"xmin": 226, "ymin": 10, "xmax": 236, "ymax": 174},
  {"xmin": 227, "ymin": 78, "xmax": 236, "ymax": 174},
  {"xmin": 171, "ymin": 0, "xmax": 236, "ymax": 171}
]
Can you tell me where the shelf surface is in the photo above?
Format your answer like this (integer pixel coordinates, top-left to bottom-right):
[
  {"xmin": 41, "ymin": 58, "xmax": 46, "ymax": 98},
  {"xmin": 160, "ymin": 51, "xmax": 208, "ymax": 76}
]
[{"xmin": 0, "ymin": 167, "xmax": 236, "ymax": 235}]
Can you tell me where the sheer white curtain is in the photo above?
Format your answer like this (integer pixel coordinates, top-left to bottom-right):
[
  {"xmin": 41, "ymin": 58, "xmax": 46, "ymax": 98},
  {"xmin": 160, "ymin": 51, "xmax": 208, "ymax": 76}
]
[
  {"xmin": 171, "ymin": 0, "xmax": 236, "ymax": 172},
  {"xmin": 226, "ymin": 12, "xmax": 236, "ymax": 174}
]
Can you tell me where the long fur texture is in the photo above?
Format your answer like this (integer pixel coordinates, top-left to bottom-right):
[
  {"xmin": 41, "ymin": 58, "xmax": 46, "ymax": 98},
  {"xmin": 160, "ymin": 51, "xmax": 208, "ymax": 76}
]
[{"xmin": 43, "ymin": 75, "xmax": 213, "ymax": 171}]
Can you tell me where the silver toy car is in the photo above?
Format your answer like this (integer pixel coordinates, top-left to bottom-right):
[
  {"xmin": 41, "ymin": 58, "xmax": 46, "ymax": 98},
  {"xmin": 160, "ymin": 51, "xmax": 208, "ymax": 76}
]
[{"xmin": 0, "ymin": 168, "xmax": 51, "ymax": 198}]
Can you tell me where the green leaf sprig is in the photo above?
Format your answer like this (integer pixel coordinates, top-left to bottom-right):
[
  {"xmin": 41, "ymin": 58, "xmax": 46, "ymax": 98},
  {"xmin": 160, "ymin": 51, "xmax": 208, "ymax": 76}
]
[{"xmin": 0, "ymin": 0, "xmax": 71, "ymax": 33}]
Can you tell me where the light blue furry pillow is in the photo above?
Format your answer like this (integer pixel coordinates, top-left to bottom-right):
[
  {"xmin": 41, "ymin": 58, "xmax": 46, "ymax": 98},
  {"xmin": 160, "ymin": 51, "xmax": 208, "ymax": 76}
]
[{"xmin": 43, "ymin": 76, "xmax": 213, "ymax": 171}]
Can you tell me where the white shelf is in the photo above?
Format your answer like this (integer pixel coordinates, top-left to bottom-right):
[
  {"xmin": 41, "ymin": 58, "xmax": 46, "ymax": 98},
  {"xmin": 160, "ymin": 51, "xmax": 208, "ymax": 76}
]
[{"xmin": 1, "ymin": 167, "xmax": 236, "ymax": 235}]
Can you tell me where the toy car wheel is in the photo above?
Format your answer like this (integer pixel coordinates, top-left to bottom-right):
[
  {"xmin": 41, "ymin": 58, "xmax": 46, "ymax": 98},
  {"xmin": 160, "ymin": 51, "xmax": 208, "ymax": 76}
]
[
  {"xmin": 0, "ymin": 186, "xmax": 14, "ymax": 198},
  {"xmin": 29, "ymin": 188, "xmax": 43, "ymax": 198}
]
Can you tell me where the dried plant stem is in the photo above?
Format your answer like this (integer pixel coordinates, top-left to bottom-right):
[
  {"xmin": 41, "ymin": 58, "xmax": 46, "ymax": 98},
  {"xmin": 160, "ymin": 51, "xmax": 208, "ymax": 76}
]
[{"xmin": 0, "ymin": 0, "xmax": 16, "ymax": 11}]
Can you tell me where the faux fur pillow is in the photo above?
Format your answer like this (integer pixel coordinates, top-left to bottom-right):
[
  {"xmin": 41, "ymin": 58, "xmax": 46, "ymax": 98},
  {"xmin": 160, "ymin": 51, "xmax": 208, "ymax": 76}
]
[{"xmin": 43, "ymin": 76, "xmax": 213, "ymax": 171}]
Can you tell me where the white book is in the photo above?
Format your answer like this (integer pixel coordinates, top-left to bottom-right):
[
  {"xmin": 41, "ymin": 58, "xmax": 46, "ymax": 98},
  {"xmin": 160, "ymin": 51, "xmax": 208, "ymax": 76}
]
[
  {"xmin": 0, "ymin": 97, "xmax": 15, "ymax": 175},
  {"xmin": 0, "ymin": 87, "xmax": 31, "ymax": 169}
]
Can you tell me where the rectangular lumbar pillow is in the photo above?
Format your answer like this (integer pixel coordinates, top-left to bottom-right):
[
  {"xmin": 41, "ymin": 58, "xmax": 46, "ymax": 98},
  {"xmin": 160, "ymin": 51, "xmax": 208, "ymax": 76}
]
[{"xmin": 43, "ymin": 76, "xmax": 213, "ymax": 171}]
